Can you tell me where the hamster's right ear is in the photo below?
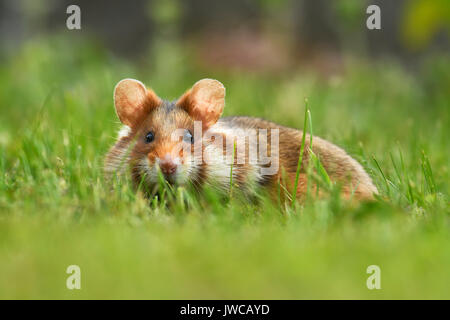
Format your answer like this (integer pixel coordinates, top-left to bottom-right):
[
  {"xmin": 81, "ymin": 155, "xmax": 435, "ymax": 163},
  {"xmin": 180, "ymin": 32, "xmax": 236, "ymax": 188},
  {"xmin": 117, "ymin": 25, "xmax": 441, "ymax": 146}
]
[
  {"xmin": 176, "ymin": 79, "xmax": 225, "ymax": 131},
  {"xmin": 114, "ymin": 78, "xmax": 161, "ymax": 127}
]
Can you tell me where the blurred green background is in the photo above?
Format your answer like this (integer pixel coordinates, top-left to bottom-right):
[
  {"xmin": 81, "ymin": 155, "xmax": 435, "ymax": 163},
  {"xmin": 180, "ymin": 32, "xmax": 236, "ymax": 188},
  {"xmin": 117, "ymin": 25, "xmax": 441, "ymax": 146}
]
[{"xmin": 0, "ymin": 0, "xmax": 449, "ymax": 299}]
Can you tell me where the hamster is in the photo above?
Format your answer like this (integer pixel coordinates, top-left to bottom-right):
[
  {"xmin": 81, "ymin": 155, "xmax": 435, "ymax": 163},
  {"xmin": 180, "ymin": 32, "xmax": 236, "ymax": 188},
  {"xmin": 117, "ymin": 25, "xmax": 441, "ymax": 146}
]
[{"xmin": 104, "ymin": 78, "xmax": 378, "ymax": 201}]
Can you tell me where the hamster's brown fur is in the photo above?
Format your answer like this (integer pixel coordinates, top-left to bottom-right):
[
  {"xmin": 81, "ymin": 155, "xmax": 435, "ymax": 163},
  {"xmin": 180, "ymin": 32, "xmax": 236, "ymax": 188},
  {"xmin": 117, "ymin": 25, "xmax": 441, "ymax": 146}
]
[{"xmin": 105, "ymin": 78, "xmax": 378, "ymax": 202}]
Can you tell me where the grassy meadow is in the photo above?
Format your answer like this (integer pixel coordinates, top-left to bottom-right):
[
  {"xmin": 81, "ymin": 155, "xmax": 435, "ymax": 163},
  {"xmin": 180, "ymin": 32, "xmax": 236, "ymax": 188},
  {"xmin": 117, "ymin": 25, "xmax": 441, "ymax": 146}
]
[{"xmin": 0, "ymin": 38, "xmax": 449, "ymax": 299}]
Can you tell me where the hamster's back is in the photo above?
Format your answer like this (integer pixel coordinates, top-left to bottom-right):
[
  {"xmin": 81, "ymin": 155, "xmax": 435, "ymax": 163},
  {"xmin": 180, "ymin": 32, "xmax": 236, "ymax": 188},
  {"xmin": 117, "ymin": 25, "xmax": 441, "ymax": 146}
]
[{"xmin": 214, "ymin": 116, "xmax": 378, "ymax": 200}]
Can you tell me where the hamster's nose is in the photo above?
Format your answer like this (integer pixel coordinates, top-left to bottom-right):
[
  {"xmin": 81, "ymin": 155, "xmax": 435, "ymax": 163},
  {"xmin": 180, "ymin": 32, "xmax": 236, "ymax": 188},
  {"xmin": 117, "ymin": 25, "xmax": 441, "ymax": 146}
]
[{"xmin": 159, "ymin": 157, "xmax": 177, "ymax": 175}]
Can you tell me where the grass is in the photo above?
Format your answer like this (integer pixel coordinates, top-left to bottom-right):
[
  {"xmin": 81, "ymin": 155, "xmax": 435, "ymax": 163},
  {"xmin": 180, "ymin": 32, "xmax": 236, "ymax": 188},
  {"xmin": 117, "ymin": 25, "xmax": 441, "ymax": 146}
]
[{"xmin": 0, "ymin": 37, "xmax": 449, "ymax": 299}]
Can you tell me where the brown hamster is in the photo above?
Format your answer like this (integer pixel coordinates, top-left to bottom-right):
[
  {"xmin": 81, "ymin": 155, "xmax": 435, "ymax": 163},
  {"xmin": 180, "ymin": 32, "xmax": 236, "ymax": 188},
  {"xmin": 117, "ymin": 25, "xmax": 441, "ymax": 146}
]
[{"xmin": 105, "ymin": 78, "xmax": 378, "ymax": 201}]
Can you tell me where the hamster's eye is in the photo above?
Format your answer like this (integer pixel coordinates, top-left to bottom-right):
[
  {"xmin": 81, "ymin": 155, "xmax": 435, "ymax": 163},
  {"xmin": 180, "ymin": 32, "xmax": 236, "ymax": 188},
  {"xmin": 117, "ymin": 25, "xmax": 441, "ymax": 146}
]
[
  {"xmin": 145, "ymin": 131, "xmax": 155, "ymax": 143},
  {"xmin": 183, "ymin": 130, "xmax": 193, "ymax": 144}
]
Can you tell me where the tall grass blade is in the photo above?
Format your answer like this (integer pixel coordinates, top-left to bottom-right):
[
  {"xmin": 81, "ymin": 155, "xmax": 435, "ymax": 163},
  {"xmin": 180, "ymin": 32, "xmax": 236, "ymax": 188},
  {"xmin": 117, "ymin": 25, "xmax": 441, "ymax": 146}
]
[{"xmin": 292, "ymin": 98, "xmax": 309, "ymax": 206}]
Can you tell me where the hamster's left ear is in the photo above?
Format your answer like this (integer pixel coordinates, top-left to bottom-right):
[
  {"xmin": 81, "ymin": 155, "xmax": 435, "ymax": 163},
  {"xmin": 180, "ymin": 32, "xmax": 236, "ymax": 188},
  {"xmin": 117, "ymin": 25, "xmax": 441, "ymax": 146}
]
[
  {"xmin": 177, "ymin": 79, "xmax": 225, "ymax": 130},
  {"xmin": 114, "ymin": 78, "xmax": 161, "ymax": 128}
]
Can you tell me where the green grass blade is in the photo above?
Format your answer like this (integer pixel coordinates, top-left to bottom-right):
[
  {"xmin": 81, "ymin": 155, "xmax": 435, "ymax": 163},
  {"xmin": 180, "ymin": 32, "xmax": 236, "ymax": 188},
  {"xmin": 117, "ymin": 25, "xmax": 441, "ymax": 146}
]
[
  {"xmin": 421, "ymin": 150, "xmax": 436, "ymax": 194},
  {"xmin": 229, "ymin": 139, "xmax": 236, "ymax": 199},
  {"xmin": 372, "ymin": 155, "xmax": 390, "ymax": 196},
  {"xmin": 291, "ymin": 98, "xmax": 309, "ymax": 206}
]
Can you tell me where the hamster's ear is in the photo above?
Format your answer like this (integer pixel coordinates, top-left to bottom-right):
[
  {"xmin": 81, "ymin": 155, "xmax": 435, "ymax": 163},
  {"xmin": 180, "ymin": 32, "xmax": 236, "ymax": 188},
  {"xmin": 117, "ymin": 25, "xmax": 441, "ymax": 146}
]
[
  {"xmin": 177, "ymin": 79, "xmax": 225, "ymax": 130},
  {"xmin": 114, "ymin": 78, "xmax": 161, "ymax": 127}
]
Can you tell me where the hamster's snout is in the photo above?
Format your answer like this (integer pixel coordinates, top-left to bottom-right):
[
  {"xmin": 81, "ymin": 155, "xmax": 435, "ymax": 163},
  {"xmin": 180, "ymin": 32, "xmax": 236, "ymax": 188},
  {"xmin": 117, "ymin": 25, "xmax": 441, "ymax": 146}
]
[{"xmin": 157, "ymin": 155, "xmax": 178, "ymax": 176}]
